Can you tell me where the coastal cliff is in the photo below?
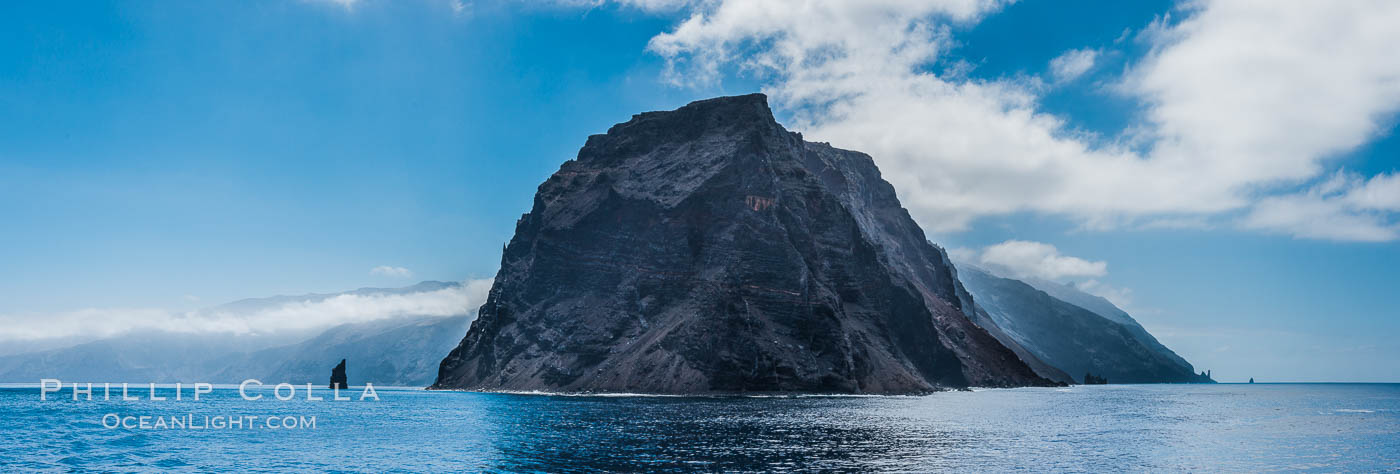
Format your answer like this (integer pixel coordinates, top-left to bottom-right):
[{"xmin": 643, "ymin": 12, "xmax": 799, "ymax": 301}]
[
  {"xmin": 432, "ymin": 94, "xmax": 1053, "ymax": 394},
  {"xmin": 958, "ymin": 265, "xmax": 1214, "ymax": 384}
]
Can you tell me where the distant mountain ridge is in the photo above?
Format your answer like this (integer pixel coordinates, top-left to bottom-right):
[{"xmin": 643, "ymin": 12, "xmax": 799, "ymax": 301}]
[
  {"xmin": 211, "ymin": 314, "xmax": 471, "ymax": 386},
  {"xmin": 956, "ymin": 265, "xmax": 1211, "ymax": 384},
  {"xmin": 1023, "ymin": 276, "xmax": 1195, "ymax": 372},
  {"xmin": 0, "ymin": 281, "xmax": 475, "ymax": 386}
]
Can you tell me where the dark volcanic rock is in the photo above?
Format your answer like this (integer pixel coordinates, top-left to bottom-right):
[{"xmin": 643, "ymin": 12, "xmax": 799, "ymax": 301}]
[
  {"xmin": 329, "ymin": 359, "xmax": 347, "ymax": 389},
  {"xmin": 432, "ymin": 94, "xmax": 1052, "ymax": 394}
]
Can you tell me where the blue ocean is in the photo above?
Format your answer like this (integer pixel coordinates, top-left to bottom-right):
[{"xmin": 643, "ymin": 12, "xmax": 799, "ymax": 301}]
[{"xmin": 1, "ymin": 383, "xmax": 1396, "ymax": 472}]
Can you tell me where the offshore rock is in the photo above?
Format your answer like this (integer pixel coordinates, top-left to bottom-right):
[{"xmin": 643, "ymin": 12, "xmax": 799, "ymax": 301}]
[
  {"xmin": 432, "ymin": 94, "xmax": 1052, "ymax": 394},
  {"xmin": 329, "ymin": 359, "xmax": 347, "ymax": 389}
]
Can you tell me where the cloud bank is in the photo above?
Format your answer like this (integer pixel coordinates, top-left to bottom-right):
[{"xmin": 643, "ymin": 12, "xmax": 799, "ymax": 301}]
[
  {"xmin": 371, "ymin": 265, "xmax": 415, "ymax": 278},
  {"xmin": 629, "ymin": 0, "xmax": 1400, "ymax": 240},
  {"xmin": 0, "ymin": 279, "xmax": 494, "ymax": 342},
  {"xmin": 954, "ymin": 240, "xmax": 1133, "ymax": 308},
  {"xmin": 973, "ymin": 240, "xmax": 1108, "ymax": 281},
  {"xmin": 1241, "ymin": 171, "xmax": 1400, "ymax": 242}
]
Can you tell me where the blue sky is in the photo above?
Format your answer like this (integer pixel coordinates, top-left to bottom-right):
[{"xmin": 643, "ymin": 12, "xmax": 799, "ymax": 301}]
[{"xmin": 2, "ymin": 0, "xmax": 1397, "ymax": 382}]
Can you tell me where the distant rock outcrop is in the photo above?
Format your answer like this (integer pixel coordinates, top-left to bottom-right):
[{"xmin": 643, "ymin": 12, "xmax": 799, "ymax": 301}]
[
  {"xmin": 329, "ymin": 359, "xmax": 347, "ymax": 389},
  {"xmin": 1083, "ymin": 373, "xmax": 1108, "ymax": 385},
  {"xmin": 432, "ymin": 94, "xmax": 1053, "ymax": 394},
  {"xmin": 214, "ymin": 314, "xmax": 473, "ymax": 387}
]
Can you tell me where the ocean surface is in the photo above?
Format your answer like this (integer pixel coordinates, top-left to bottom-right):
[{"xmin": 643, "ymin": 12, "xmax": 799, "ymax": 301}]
[{"xmin": 0, "ymin": 383, "xmax": 1396, "ymax": 472}]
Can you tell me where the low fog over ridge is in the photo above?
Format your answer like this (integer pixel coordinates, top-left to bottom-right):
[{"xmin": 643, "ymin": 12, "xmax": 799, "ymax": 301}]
[
  {"xmin": 0, "ymin": 279, "xmax": 494, "ymax": 344},
  {"xmin": 0, "ymin": 280, "xmax": 494, "ymax": 385}
]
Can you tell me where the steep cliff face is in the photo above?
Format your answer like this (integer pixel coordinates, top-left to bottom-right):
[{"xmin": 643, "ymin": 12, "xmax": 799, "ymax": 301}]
[
  {"xmin": 958, "ymin": 266, "xmax": 1210, "ymax": 384},
  {"xmin": 432, "ymin": 94, "xmax": 1051, "ymax": 394},
  {"xmin": 1022, "ymin": 277, "xmax": 1197, "ymax": 374},
  {"xmin": 938, "ymin": 247, "xmax": 1076, "ymax": 385}
]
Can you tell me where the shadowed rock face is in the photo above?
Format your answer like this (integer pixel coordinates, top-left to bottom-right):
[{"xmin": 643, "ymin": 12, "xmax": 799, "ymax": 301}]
[
  {"xmin": 959, "ymin": 266, "xmax": 1211, "ymax": 384},
  {"xmin": 330, "ymin": 359, "xmax": 347, "ymax": 389},
  {"xmin": 432, "ymin": 94, "xmax": 1051, "ymax": 394}
]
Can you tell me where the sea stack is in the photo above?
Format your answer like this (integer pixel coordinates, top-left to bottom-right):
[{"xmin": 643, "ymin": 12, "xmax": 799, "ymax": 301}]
[
  {"xmin": 432, "ymin": 94, "xmax": 1052, "ymax": 394},
  {"xmin": 329, "ymin": 359, "xmax": 348, "ymax": 389}
]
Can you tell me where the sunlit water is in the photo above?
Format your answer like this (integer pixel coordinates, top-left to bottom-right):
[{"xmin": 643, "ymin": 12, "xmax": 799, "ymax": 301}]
[{"xmin": 1, "ymin": 383, "xmax": 1396, "ymax": 471}]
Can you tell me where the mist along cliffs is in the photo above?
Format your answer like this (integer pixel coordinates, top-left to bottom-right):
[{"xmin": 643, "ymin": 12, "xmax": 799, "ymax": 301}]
[
  {"xmin": 0, "ymin": 282, "xmax": 473, "ymax": 386},
  {"xmin": 431, "ymin": 94, "xmax": 1054, "ymax": 394},
  {"xmin": 957, "ymin": 265, "xmax": 1213, "ymax": 384}
]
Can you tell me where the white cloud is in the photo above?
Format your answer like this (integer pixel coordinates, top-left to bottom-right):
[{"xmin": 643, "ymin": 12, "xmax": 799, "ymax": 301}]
[
  {"xmin": 1121, "ymin": 0, "xmax": 1400, "ymax": 193},
  {"xmin": 1048, "ymin": 48, "xmax": 1097, "ymax": 82},
  {"xmin": 630, "ymin": 0, "xmax": 1400, "ymax": 240},
  {"xmin": 647, "ymin": 0, "xmax": 1007, "ymax": 87},
  {"xmin": 956, "ymin": 240, "xmax": 1134, "ymax": 310},
  {"xmin": 946, "ymin": 246, "xmax": 979, "ymax": 263},
  {"xmin": 1076, "ymin": 278, "xmax": 1134, "ymax": 309},
  {"xmin": 1344, "ymin": 172, "xmax": 1400, "ymax": 211},
  {"xmin": 1135, "ymin": 216, "xmax": 1213, "ymax": 231},
  {"xmin": 617, "ymin": 0, "xmax": 692, "ymax": 11},
  {"xmin": 0, "ymin": 279, "xmax": 495, "ymax": 342},
  {"xmin": 549, "ymin": 0, "xmax": 692, "ymax": 12},
  {"xmin": 971, "ymin": 240, "xmax": 1107, "ymax": 281},
  {"xmin": 306, "ymin": 0, "xmax": 358, "ymax": 10},
  {"xmin": 450, "ymin": 0, "xmax": 471, "ymax": 15},
  {"xmin": 371, "ymin": 265, "xmax": 414, "ymax": 278},
  {"xmin": 307, "ymin": 0, "xmax": 471, "ymax": 14},
  {"xmin": 1240, "ymin": 171, "xmax": 1400, "ymax": 242}
]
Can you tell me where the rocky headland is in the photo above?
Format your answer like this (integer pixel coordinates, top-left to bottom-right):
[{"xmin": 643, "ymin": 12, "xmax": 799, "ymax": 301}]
[{"xmin": 432, "ymin": 94, "xmax": 1056, "ymax": 394}]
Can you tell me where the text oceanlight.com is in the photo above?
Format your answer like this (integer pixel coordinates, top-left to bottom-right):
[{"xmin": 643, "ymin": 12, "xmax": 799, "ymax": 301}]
[
  {"xmin": 101, "ymin": 414, "xmax": 318, "ymax": 430},
  {"xmin": 38, "ymin": 379, "xmax": 381, "ymax": 430}
]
